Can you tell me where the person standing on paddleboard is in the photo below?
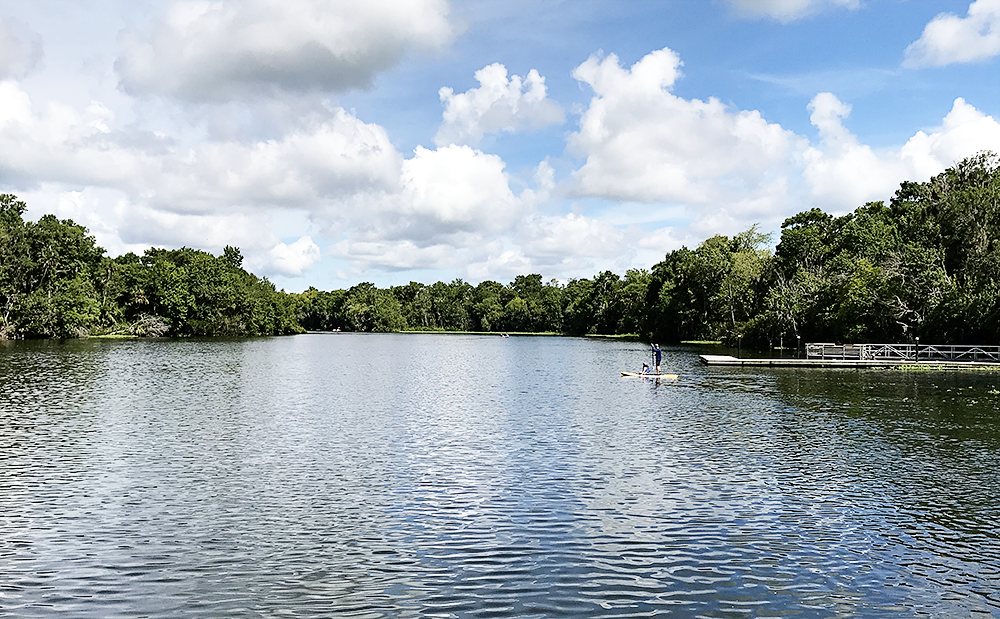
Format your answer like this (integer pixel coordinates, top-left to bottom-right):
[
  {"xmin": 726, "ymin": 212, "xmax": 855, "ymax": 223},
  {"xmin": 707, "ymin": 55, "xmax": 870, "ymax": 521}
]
[{"xmin": 651, "ymin": 343, "xmax": 661, "ymax": 374}]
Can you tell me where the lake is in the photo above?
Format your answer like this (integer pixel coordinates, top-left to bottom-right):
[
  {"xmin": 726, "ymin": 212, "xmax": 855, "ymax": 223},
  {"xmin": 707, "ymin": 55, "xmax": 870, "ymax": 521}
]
[{"xmin": 1, "ymin": 333, "xmax": 999, "ymax": 617}]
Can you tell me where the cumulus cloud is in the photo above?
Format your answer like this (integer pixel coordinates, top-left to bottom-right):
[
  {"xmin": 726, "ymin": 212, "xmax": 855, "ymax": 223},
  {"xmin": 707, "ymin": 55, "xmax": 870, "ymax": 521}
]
[
  {"xmin": 383, "ymin": 144, "xmax": 523, "ymax": 239},
  {"xmin": 22, "ymin": 184, "xmax": 326, "ymax": 279},
  {"xmin": 459, "ymin": 213, "xmax": 632, "ymax": 280},
  {"xmin": 465, "ymin": 247, "xmax": 532, "ymax": 281},
  {"xmin": 636, "ymin": 227, "xmax": 687, "ymax": 253},
  {"xmin": 567, "ymin": 46, "xmax": 1000, "ymax": 240},
  {"xmin": 801, "ymin": 93, "xmax": 892, "ymax": 207},
  {"xmin": 726, "ymin": 0, "xmax": 860, "ymax": 22},
  {"xmin": 903, "ymin": 0, "xmax": 1000, "ymax": 67},
  {"xmin": 113, "ymin": 202, "xmax": 278, "ymax": 250},
  {"xmin": 567, "ymin": 47, "xmax": 803, "ymax": 230},
  {"xmin": 803, "ymin": 93, "xmax": 1000, "ymax": 209},
  {"xmin": 434, "ymin": 63, "xmax": 564, "ymax": 146},
  {"xmin": 311, "ymin": 142, "xmax": 541, "ymax": 273},
  {"xmin": 269, "ymin": 236, "xmax": 321, "ymax": 276},
  {"xmin": 331, "ymin": 238, "xmax": 457, "ymax": 271},
  {"xmin": 6, "ymin": 24, "xmax": 998, "ymax": 286},
  {"xmin": 0, "ymin": 17, "xmax": 42, "ymax": 79},
  {"xmin": 0, "ymin": 81, "xmax": 138, "ymax": 187},
  {"xmin": 898, "ymin": 98, "xmax": 1000, "ymax": 171},
  {"xmin": 329, "ymin": 151, "xmax": 568, "ymax": 276},
  {"xmin": 116, "ymin": 0, "xmax": 455, "ymax": 101},
  {"xmin": 0, "ymin": 79, "xmax": 402, "ymax": 276},
  {"xmin": 148, "ymin": 110, "xmax": 402, "ymax": 211},
  {"xmin": 0, "ymin": 72, "xmax": 544, "ymax": 278},
  {"xmin": 518, "ymin": 213, "xmax": 625, "ymax": 265},
  {"xmin": 0, "ymin": 80, "xmax": 402, "ymax": 212}
]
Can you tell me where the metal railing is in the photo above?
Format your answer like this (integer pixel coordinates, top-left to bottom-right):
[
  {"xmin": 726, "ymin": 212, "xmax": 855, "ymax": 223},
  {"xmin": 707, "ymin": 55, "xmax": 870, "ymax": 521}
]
[
  {"xmin": 806, "ymin": 343, "xmax": 1000, "ymax": 362},
  {"xmin": 806, "ymin": 343, "xmax": 864, "ymax": 360}
]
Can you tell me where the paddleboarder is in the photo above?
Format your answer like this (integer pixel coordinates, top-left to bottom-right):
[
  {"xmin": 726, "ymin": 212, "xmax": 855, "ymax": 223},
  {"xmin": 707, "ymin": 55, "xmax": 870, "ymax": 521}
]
[{"xmin": 651, "ymin": 343, "xmax": 661, "ymax": 374}]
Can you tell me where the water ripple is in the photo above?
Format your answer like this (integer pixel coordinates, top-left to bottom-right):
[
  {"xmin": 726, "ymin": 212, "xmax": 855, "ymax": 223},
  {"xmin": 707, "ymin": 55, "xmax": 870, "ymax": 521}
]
[{"xmin": 2, "ymin": 336, "xmax": 999, "ymax": 617}]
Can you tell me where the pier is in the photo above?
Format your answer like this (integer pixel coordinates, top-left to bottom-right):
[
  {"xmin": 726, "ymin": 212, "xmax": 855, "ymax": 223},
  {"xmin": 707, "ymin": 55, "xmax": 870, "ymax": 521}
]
[
  {"xmin": 701, "ymin": 343, "xmax": 1000, "ymax": 368},
  {"xmin": 805, "ymin": 343, "xmax": 1000, "ymax": 363},
  {"xmin": 699, "ymin": 355, "xmax": 1000, "ymax": 368}
]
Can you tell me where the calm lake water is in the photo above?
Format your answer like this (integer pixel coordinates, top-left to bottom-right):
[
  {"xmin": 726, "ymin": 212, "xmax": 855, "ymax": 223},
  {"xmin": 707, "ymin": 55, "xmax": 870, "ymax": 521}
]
[{"xmin": 2, "ymin": 334, "xmax": 999, "ymax": 618}]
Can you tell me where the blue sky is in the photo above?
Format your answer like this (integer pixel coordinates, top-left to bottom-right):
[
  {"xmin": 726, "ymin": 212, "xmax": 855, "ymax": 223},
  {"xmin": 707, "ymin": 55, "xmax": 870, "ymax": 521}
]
[{"xmin": 0, "ymin": 0, "xmax": 998, "ymax": 291}]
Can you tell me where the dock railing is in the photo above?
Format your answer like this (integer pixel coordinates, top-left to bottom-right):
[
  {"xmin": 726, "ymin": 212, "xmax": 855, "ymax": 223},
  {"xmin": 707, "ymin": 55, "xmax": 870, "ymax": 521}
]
[
  {"xmin": 806, "ymin": 343, "xmax": 864, "ymax": 360},
  {"xmin": 806, "ymin": 343, "xmax": 1000, "ymax": 363}
]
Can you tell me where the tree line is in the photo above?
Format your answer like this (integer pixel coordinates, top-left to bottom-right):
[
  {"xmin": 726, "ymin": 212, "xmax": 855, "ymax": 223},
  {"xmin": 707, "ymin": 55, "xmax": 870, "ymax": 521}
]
[
  {"xmin": 2, "ymin": 152, "xmax": 997, "ymax": 344},
  {"xmin": 0, "ymin": 195, "xmax": 301, "ymax": 339}
]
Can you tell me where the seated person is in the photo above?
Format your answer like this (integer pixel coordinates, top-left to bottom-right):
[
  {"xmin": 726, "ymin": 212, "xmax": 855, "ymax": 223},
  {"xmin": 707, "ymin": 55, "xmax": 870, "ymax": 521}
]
[{"xmin": 641, "ymin": 363, "xmax": 650, "ymax": 374}]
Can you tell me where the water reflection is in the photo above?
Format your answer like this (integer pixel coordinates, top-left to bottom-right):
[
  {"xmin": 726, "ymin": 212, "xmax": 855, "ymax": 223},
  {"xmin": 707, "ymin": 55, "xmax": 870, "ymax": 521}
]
[{"xmin": 1, "ymin": 336, "xmax": 998, "ymax": 617}]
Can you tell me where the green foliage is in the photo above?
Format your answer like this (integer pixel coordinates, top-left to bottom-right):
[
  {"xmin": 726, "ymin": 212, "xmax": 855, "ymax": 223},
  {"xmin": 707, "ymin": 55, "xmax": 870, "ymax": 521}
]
[
  {"xmin": 98, "ymin": 247, "xmax": 303, "ymax": 337},
  {"xmin": 293, "ymin": 287, "xmax": 347, "ymax": 331},
  {"xmin": 342, "ymin": 283, "xmax": 405, "ymax": 332},
  {"xmin": 617, "ymin": 269, "xmax": 651, "ymax": 336},
  {"xmin": 638, "ymin": 152, "xmax": 999, "ymax": 346},
  {"xmin": 470, "ymin": 280, "xmax": 509, "ymax": 331},
  {"xmin": 643, "ymin": 228, "xmax": 771, "ymax": 344},
  {"xmin": 0, "ymin": 197, "xmax": 105, "ymax": 338},
  {"xmin": 1, "ymin": 152, "xmax": 996, "ymax": 344},
  {"xmin": 0, "ymin": 202, "xmax": 301, "ymax": 340},
  {"xmin": 760, "ymin": 151, "xmax": 999, "ymax": 345}
]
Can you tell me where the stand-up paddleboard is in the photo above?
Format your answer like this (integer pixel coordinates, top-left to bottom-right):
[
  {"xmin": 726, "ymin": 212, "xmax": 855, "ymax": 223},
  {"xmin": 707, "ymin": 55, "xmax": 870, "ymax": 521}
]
[{"xmin": 621, "ymin": 371, "xmax": 678, "ymax": 378}]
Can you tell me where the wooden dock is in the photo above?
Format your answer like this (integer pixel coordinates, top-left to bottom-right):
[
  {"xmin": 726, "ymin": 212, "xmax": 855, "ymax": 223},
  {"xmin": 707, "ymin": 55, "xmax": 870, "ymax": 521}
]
[{"xmin": 700, "ymin": 355, "xmax": 1000, "ymax": 369}]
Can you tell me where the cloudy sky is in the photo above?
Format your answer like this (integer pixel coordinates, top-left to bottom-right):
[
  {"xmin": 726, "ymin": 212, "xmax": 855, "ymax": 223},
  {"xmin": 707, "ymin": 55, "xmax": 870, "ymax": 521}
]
[{"xmin": 1, "ymin": 0, "xmax": 998, "ymax": 290}]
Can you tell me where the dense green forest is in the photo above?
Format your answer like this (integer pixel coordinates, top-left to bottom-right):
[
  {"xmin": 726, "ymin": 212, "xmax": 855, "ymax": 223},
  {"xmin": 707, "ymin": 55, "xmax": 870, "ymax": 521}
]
[
  {"xmin": 1, "ymin": 153, "xmax": 997, "ymax": 344},
  {"xmin": 0, "ymin": 194, "xmax": 302, "ymax": 339},
  {"xmin": 294, "ymin": 152, "xmax": 1000, "ymax": 345}
]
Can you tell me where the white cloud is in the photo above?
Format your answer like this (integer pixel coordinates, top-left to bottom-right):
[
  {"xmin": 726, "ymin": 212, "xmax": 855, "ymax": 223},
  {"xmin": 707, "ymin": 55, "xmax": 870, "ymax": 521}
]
[
  {"xmin": 567, "ymin": 47, "xmax": 999, "ymax": 242},
  {"xmin": 726, "ymin": 0, "xmax": 860, "ymax": 22},
  {"xmin": 803, "ymin": 93, "xmax": 1000, "ymax": 209},
  {"xmin": 518, "ymin": 213, "xmax": 625, "ymax": 264},
  {"xmin": 0, "ymin": 80, "xmax": 402, "ymax": 212},
  {"xmin": 4, "ymin": 6, "xmax": 998, "ymax": 289},
  {"xmin": 801, "ymin": 92, "xmax": 895, "ymax": 208},
  {"xmin": 319, "ymin": 143, "xmax": 532, "ymax": 272},
  {"xmin": 269, "ymin": 236, "xmax": 321, "ymax": 276},
  {"xmin": 0, "ymin": 17, "xmax": 42, "ymax": 79},
  {"xmin": 899, "ymin": 98, "xmax": 1000, "ymax": 173},
  {"xmin": 904, "ymin": 0, "xmax": 1000, "ymax": 67},
  {"xmin": 116, "ymin": 0, "xmax": 456, "ymax": 101},
  {"xmin": 456, "ymin": 213, "xmax": 632, "ymax": 280},
  {"xmin": 22, "ymin": 183, "xmax": 289, "ymax": 255},
  {"xmin": 465, "ymin": 247, "xmax": 532, "ymax": 281},
  {"xmin": 389, "ymin": 144, "xmax": 523, "ymax": 236},
  {"xmin": 636, "ymin": 227, "xmax": 686, "ymax": 253},
  {"xmin": 24, "ymin": 185, "xmax": 326, "ymax": 278},
  {"xmin": 148, "ymin": 110, "xmax": 403, "ymax": 211},
  {"xmin": 331, "ymin": 238, "xmax": 457, "ymax": 270},
  {"xmin": 567, "ymin": 47, "xmax": 803, "ymax": 231},
  {"xmin": 0, "ymin": 80, "xmax": 140, "ymax": 187},
  {"xmin": 327, "ymin": 151, "xmax": 571, "ymax": 276},
  {"xmin": 112, "ymin": 202, "xmax": 278, "ymax": 250},
  {"xmin": 0, "ymin": 73, "xmax": 542, "ymax": 277},
  {"xmin": 0, "ymin": 79, "xmax": 402, "ymax": 277},
  {"xmin": 434, "ymin": 63, "xmax": 564, "ymax": 146}
]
